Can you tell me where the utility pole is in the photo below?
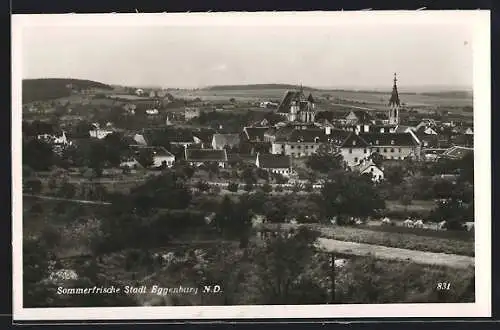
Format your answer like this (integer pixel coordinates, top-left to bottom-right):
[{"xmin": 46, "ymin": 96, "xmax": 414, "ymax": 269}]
[{"xmin": 330, "ymin": 253, "xmax": 336, "ymax": 304}]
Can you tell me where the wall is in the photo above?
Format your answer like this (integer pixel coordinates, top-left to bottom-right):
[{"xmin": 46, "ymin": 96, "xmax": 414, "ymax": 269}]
[{"xmin": 271, "ymin": 142, "xmax": 320, "ymax": 158}]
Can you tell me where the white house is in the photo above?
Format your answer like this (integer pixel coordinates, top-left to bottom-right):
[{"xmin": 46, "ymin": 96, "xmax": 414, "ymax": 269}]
[
  {"xmin": 89, "ymin": 128, "xmax": 113, "ymax": 139},
  {"xmin": 146, "ymin": 109, "xmax": 159, "ymax": 115},
  {"xmin": 129, "ymin": 145, "xmax": 176, "ymax": 168},
  {"xmin": 340, "ymin": 131, "xmax": 421, "ymax": 167},
  {"xmin": 135, "ymin": 88, "xmax": 144, "ymax": 96},
  {"xmin": 185, "ymin": 148, "xmax": 228, "ymax": 168},
  {"xmin": 255, "ymin": 153, "xmax": 293, "ymax": 177},
  {"xmin": 352, "ymin": 159, "xmax": 384, "ymax": 182}
]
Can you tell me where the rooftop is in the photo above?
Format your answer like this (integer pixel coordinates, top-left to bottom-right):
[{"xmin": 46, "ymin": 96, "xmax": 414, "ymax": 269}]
[
  {"xmin": 257, "ymin": 153, "xmax": 292, "ymax": 169},
  {"xmin": 185, "ymin": 148, "xmax": 228, "ymax": 162}
]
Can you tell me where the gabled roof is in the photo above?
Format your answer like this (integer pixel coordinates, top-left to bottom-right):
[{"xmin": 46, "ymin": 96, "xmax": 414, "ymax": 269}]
[
  {"xmin": 212, "ymin": 133, "xmax": 241, "ymax": 147},
  {"xmin": 352, "ymin": 159, "xmax": 383, "ymax": 174},
  {"xmin": 442, "ymin": 146, "xmax": 473, "ymax": 159},
  {"xmin": 340, "ymin": 132, "xmax": 370, "ymax": 148},
  {"xmin": 193, "ymin": 129, "xmax": 215, "ymax": 143},
  {"xmin": 394, "ymin": 125, "xmax": 414, "ymax": 133},
  {"xmin": 129, "ymin": 145, "xmax": 175, "ymax": 158},
  {"xmin": 277, "ymin": 90, "xmax": 307, "ymax": 114},
  {"xmin": 347, "ymin": 110, "xmax": 374, "ymax": 124},
  {"xmin": 185, "ymin": 148, "xmax": 228, "ymax": 162},
  {"xmin": 243, "ymin": 127, "xmax": 270, "ymax": 141},
  {"xmin": 257, "ymin": 153, "xmax": 291, "ymax": 169},
  {"xmin": 359, "ymin": 132, "xmax": 420, "ymax": 146},
  {"xmin": 275, "ymin": 127, "xmax": 328, "ymax": 143}
]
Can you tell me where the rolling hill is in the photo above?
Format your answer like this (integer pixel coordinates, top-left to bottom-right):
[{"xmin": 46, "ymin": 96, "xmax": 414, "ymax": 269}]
[
  {"xmin": 22, "ymin": 78, "xmax": 113, "ymax": 103},
  {"xmin": 203, "ymin": 84, "xmax": 318, "ymax": 91}
]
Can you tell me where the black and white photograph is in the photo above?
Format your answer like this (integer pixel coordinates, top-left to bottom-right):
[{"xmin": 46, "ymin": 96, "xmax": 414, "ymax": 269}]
[{"xmin": 12, "ymin": 11, "xmax": 491, "ymax": 320}]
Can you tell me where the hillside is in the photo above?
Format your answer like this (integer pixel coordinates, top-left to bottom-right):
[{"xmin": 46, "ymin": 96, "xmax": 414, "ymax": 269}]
[
  {"xmin": 204, "ymin": 84, "xmax": 318, "ymax": 91},
  {"xmin": 22, "ymin": 78, "xmax": 113, "ymax": 103}
]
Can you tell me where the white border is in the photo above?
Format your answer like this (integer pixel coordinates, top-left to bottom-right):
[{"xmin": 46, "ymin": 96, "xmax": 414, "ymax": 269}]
[{"xmin": 12, "ymin": 11, "xmax": 491, "ymax": 321}]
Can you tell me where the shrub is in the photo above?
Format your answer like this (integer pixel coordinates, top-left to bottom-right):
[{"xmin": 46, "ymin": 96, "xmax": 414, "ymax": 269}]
[
  {"xmin": 244, "ymin": 183, "xmax": 254, "ymax": 192},
  {"xmin": 262, "ymin": 183, "xmax": 272, "ymax": 193},
  {"xmin": 228, "ymin": 182, "xmax": 239, "ymax": 192},
  {"xmin": 196, "ymin": 181, "xmax": 211, "ymax": 192},
  {"xmin": 274, "ymin": 185, "xmax": 283, "ymax": 193}
]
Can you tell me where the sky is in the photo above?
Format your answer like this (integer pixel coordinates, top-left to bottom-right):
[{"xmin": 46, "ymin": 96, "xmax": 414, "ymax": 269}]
[{"xmin": 20, "ymin": 15, "xmax": 474, "ymax": 90}]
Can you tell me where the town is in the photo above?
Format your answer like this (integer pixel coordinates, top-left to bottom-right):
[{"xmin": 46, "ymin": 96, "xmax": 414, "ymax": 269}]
[{"xmin": 22, "ymin": 74, "xmax": 475, "ymax": 307}]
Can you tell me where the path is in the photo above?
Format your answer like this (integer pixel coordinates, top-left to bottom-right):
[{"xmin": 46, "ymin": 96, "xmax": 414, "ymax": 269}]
[
  {"xmin": 23, "ymin": 194, "xmax": 112, "ymax": 205},
  {"xmin": 316, "ymin": 237, "xmax": 474, "ymax": 269}
]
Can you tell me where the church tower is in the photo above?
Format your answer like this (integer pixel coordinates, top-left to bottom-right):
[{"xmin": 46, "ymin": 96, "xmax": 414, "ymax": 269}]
[{"xmin": 388, "ymin": 73, "xmax": 400, "ymax": 125}]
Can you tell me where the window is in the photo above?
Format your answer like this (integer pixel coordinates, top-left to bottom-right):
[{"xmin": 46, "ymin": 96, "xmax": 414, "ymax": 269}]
[
  {"xmin": 297, "ymin": 145, "xmax": 301, "ymax": 149},
  {"xmin": 383, "ymin": 148, "xmax": 387, "ymax": 153},
  {"xmin": 352, "ymin": 140, "xmax": 357, "ymax": 146},
  {"xmin": 349, "ymin": 148, "xmax": 353, "ymax": 154},
  {"xmin": 291, "ymin": 145, "xmax": 295, "ymax": 149},
  {"xmin": 399, "ymin": 148, "xmax": 402, "ymax": 152},
  {"xmin": 291, "ymin": 153, "xmax": 295, "ymax": 157},
  {"xmin": 354, "ymin": 157, "xmax": 358, "ymax": 163},
  {"xmin": 391, "ymin": 148, "xmax": 394, "ymax": 153},
  {"xmin": 364, "ymin": 148, "xmax": 367, "ymax": 154},
  {"xmin": 305, "ymin": 145, "xmax": 308, "ymax": 149},
  {"xmin": 375, "ymin": 140, "xmax": 379, "ymax": 145},
  {"xmin": 376, "ymin": 148, "xmax": 380, "ymax": 152},
  {"xmin": 391, "ymin": 140, "xmax": 395, "ymax": 145}
]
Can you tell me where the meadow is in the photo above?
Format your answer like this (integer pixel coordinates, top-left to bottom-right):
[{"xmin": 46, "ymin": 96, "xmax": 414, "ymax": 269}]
[{"xmin": 170, "ymin": 87, "xmax": 473, "ymax": 109}]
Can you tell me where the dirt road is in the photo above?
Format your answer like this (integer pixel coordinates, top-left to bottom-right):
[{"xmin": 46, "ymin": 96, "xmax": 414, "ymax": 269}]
[{"xmin": 316, "ymin": 237, "xmax": 474, "ymax": 269}]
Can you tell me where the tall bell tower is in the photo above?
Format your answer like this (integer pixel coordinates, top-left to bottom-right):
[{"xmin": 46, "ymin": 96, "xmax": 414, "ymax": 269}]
[{"xmin": 388, "ymin": 73, "xmax": 400, "ymax": 125}]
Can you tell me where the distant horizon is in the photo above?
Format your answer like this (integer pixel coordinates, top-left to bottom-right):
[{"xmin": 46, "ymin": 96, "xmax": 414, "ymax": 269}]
[{"xmin": 22, "ymin": 76, "xmax": 474, "ymax": 93}]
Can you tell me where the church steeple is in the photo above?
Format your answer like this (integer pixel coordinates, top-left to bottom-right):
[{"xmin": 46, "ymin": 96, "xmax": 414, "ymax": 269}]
[
  {"xmin": 389, "ymin": 72, "xmax": 400, "ymax": 107},
  {"xmin": 388, "ymin": 73, "xmax": 400, "ymax": 125}
]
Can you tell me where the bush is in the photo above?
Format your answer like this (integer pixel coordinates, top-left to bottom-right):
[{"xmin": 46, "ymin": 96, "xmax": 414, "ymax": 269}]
[
  {"xmin": 244, "ymin": 183, "xmax": 254, "ymax": 192},
  {"xmin": 196, "ymin": 181, "xmax": 211, "ymax": 192},
  {"xmin": 262, "ymin": 183, "xmax": 272, "ymax": 193},
  {"xmin": 24, "ymin": 178, "xmax": 43, "ymax": 194},
  {"xmin": 274, "ymin": 185, "xmax": 283, "ymax": 193},
  {"xmin": 227, "ymin": 182, "xmax": 239, "ymax": 192}
]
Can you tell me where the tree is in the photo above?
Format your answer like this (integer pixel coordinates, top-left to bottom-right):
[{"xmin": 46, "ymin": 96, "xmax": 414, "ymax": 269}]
[
  {"xmin": 386, "ymin": 166, "xmax": 405, "ymax": 186},
  {"xmin": 400, "ymin": 193, "xmax": 413, "ymax": 212},
  {"xmin": 306, "ymin": 143, "xmax": 344, "ymax": 173},
  {"xmin": 244, "ymin": 183, "xmax": 254, "ymax": 192},
  {"xmin": 262, "ymin": 183, "xmax": 272, "ymax": 193},
  {"xmin": 196, "ymin": 181, "xmax": 211, "ymax": 192},
  {"xmin": 128, "ymin": 171, "xmax": 192, "ymax": 213},
  {"xmin": 86, "ymin": 140, "xmax": 108, "ymax": 177},
  {"xmin": 251, "ymin": 227, "xmax": 323, "ymax": 304},
  {"xmin": 23, "ymin": 178, "xmax": 43, "ymax": 194},
  {"xmin": 102, "ymin": 132, "xmax": 129, "ymax": 167},
  {"xmin": 137, "ymin": 148, "xmax": 154, "ymax": 168},
  {"xmin": 213, "ymin": 196, "xmax": 252, "ymax": 246},
  {"xmin": 228, "ymin": 182, "xmax": 239, "ymax": 192},
  {"xmin": 23, "ymin": 138, "xmax": 56, "ymax": 171},
  {"xmin": 321, "ymin": 172, "xmax": 385, "ymax": 223}
]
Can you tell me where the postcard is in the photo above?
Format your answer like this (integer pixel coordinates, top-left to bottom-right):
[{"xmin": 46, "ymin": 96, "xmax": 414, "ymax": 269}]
[{"xmin": 12, "ymin": 10, "xmax": 491, "ymax": 321}]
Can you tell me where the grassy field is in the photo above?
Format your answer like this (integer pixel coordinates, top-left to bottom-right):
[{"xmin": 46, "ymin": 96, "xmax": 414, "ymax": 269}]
[
  {"xmin": 385, "ymin": 200, "xmax": 435, "ymax": 216},
  {"xmin": 170, "ymin": 88, "xmax": 473, "ymax": 108},
  {"xmin": 263, "ymin": 223, "xmax": 474, "ymax": 257}
]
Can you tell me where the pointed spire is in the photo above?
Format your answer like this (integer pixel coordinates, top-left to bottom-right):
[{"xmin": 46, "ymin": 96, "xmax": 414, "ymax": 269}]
[{"xmin": 389, "ymin": 72, "xmax": 400, "ymax": 107}]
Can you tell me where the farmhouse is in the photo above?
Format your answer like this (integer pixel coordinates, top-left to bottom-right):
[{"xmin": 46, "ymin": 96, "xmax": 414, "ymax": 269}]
[
  {"xmin": 270, "ymin": 126, "xmax": 350, "ymax": 158},
  {"xmin": 185, "ymin": 148, "xmax": 228, "ymax": 168},
  {"xmin": 276, "ymin": 87, "xmax": 316, "ymax": 123},
  {"xmin": 339, "ymin": 131, "xmax": 421, "ymax": 167},
  {"xmin": 256, "ymin": 153, "xmax": 293, "ymax": 177},
  {"xmin": 441, "ymin": 146, "xmax": 473, "ymax": 160},
  {"xmin": 129, "ymin": 145, "xmax": 176, "ymax": 168},
  {"xmin": 211, "ymin": 133, "xmax": 241, "ymax": 150},
  {"xmin": 89, "ymin": 124, "xmax": 114, "ymax": 139},
  {"xmin": 351, "ymin": 159, "xmax": 384, "ymax": 182}
]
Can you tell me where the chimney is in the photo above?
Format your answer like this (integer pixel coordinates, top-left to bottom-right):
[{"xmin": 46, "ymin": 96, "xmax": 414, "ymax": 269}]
[{"xmin": 325, "ymin": 126, "xmax": 332, "ymax": 135}]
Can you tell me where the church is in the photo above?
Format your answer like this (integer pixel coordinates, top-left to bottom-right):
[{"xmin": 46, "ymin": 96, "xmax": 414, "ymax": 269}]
[
  {"xmin": 388, "ymin": 72, "xmax": 400, "ymax": 125},
  {"xmin": 276, "ymin": 86, "xmax": 316, "ymax": 123}
]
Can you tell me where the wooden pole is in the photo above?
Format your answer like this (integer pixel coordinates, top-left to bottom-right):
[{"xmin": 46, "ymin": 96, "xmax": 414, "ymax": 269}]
[{"xmin": 330, "ymin": 253, "xmax": 336, "ymax": 303}]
